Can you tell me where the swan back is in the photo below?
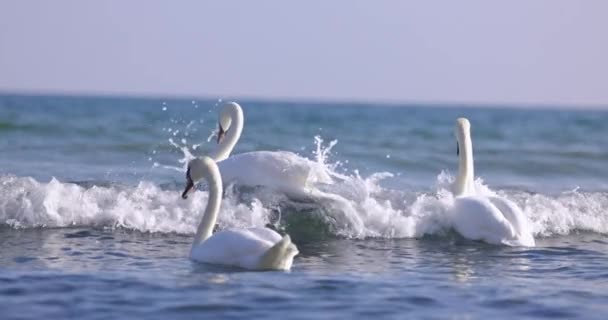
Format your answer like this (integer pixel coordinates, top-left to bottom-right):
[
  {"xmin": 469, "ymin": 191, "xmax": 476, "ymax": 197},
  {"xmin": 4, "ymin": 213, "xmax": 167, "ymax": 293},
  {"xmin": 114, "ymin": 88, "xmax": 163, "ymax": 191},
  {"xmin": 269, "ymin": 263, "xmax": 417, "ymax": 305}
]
[
  {"xmin": 487, "ymin": 196, "xmax": 535, "ymax": 246},
  {"xmin": 452, "ymin": 196, "xmax": 516, "ymax": 245},
  {"xmin": 452, "ymin": 196, "xmax": 535, "ymax": 246}
]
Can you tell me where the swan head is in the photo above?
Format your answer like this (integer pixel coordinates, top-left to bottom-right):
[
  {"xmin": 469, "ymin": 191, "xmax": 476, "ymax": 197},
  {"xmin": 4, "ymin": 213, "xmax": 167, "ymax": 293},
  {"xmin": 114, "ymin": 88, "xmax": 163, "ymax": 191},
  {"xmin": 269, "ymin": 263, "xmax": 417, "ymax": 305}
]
[
  {"xmin": 455, "ymin": 117, "xmax": 471, "ymax": 154},
  {"xmin": 217, "ymin": 102, "xmax": 241, "ymax": 144},
  {"xmin": 182, "ymin": 156, "xmax": 218, "ymax": 199}
]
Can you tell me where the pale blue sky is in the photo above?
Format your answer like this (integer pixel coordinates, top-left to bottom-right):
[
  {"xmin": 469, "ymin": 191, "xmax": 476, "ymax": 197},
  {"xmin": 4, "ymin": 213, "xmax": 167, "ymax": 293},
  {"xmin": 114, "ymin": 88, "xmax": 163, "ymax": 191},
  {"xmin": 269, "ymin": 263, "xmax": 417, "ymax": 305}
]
[{"xmin": 1, "ymin": 1, "xmax": 607, "ymax": 107}]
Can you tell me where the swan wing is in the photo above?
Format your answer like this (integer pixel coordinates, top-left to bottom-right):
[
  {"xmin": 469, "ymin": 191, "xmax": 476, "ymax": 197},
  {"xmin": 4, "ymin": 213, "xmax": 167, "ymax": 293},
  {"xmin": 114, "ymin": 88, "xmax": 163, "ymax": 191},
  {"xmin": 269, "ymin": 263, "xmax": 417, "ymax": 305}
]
[
  {"xmin": 487, "ymin": 196, "xmax": 535, "ymax": 246},
  {"xmin": 452, "ymin": 196, "xmax": 516, "ymax": 245}
]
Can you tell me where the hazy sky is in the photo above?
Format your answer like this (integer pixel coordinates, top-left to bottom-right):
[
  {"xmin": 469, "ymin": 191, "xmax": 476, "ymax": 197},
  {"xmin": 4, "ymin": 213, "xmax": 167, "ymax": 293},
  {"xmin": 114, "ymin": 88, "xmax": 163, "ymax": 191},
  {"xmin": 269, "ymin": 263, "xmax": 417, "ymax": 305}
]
[{"xmin": 1, "ymin": 1, "xmax": 607, "ymax": 107}]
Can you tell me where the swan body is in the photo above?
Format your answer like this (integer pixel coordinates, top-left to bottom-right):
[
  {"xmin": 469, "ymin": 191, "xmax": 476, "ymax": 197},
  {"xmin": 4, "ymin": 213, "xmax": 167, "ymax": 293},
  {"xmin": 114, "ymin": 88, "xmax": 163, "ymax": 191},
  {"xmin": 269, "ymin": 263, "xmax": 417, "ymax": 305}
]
[
  {"xmin": 209, "ymin": 102, "xmax": 332, "ymax": 194},
  {"xmin": 182, "ymin": 156, "xmax": 299, "ymax": 270},
  {"xmin": 218, "ymin": 150, "xmax": 332, "ymax": 195},
  {"xmin": 190, "ymin": 228, "xmax": 297, "ymax": 270},
  {"xmin": 452, "ymin": 195, "xmax": 535, "ymax": 246},
  {"xmin": 451, "ymin": 118, "xmax": 535, "ymax": 247}
]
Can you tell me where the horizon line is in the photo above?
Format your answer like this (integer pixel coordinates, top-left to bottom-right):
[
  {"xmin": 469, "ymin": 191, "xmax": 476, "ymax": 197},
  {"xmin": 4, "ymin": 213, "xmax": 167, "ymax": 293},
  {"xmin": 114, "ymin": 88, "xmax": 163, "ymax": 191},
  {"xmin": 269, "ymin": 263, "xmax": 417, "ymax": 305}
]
[{"xmin": 1, "ymin": 89, "xmax": 607, "ymax": 112}]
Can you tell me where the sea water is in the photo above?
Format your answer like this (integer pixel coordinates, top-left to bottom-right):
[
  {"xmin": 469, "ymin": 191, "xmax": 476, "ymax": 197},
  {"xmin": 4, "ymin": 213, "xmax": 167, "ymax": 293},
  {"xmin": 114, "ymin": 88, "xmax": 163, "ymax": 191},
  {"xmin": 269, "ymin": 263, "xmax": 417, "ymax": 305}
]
[{"xmin": 1, "ymin": 94, "xmax": 607, "ymax": 319}]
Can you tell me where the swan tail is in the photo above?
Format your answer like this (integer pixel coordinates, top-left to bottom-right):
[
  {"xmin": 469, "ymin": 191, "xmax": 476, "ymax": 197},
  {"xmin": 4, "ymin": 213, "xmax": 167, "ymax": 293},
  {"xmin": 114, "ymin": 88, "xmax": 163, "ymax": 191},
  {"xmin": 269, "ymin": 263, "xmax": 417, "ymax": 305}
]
[{"xmin": 257, "ymin": 235, "xmax": 299, "ymax": 271}]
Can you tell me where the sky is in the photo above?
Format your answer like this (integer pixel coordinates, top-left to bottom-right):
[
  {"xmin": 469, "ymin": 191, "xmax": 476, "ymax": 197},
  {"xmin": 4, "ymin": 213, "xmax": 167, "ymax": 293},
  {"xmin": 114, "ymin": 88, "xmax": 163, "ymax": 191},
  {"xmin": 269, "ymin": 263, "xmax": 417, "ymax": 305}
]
[{"xmin": 1, "ymin": 1, "xmax": 607, "ymax": 107}]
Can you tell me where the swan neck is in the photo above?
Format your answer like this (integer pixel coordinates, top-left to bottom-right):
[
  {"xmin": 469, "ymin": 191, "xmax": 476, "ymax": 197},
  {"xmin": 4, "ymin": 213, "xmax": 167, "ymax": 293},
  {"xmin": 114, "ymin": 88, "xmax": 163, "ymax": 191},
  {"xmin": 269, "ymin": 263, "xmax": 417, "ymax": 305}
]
[
  {"xmin": 193, "ymin": 168, "xmax": 223, "ymax": 245},
  {"xmin": 211, "ymin": 106, "xmax": 243, "ymax": 162},
  {"xmin": 455, "ymin": 132, "xmax": 475, "ymax": 197}
]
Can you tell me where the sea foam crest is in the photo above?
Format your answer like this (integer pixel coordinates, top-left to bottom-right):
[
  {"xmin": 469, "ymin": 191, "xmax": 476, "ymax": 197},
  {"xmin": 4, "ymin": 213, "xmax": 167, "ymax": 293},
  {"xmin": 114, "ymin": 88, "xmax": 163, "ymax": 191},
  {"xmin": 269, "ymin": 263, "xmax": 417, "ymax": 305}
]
[
  {"xmin": 0, "ymin": 174, "xmax": 608, "ymax": 238},
  {"xmin": 0, "ymin": 175, "xmax": 271, "ymax": 233},
  {"xmin": 2, "ymin": 136, "xmax": 608, "ymax": 238},
  {"xmin": 2, "ymin": 174, "xmax": 607, "ymax": 239}
]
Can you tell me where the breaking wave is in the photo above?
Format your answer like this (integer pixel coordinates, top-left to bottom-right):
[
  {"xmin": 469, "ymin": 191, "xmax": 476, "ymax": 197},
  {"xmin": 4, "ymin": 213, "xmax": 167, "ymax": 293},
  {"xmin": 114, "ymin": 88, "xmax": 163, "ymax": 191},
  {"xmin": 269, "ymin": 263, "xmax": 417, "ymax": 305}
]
[{"xmin": 2, "ymin": 169, "xmax": 607, "ymax": 239}]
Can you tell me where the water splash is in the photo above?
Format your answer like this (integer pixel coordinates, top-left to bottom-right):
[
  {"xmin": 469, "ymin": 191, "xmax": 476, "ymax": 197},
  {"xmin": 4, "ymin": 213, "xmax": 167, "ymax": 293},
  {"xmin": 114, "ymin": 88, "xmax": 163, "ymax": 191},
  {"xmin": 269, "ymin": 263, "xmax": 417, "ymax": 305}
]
[
  {"xmin": 0, "ymin": 175, "xmax": 270, "ymax": 233},
  {"xmin": 4, "ymin": 170, "xmax": 608, "ymax": 242},
  {"xmin": 4, "ymin": 110, "xmax": 607, "ymax": 240},
  {"xmin": 1, "ymin": 173, "xmax": 607, "ymax": 238}
]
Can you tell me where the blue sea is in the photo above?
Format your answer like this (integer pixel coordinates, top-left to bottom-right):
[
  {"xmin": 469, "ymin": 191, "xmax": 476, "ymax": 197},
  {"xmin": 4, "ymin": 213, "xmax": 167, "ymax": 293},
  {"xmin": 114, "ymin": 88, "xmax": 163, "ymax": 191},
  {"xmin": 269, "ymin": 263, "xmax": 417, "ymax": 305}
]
[{"xmin": 1, "ymin": 94, "xmax": 607, "ymax": 319}]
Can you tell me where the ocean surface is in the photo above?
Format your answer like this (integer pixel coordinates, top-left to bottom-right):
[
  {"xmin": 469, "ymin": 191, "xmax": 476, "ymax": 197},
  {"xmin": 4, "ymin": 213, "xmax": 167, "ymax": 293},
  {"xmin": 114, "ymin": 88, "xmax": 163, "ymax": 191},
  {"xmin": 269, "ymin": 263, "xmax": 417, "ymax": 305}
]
[{"xmin": 1, "ymin": 94, "xmax": 607, "ymax": 319}]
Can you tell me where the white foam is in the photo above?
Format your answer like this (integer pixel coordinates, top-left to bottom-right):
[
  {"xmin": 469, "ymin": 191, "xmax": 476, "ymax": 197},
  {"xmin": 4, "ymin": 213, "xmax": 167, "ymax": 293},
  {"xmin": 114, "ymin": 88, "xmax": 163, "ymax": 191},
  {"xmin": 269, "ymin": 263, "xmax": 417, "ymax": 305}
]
[
  {"xmin": 3, "ymin": 133, "xmax": 607, "ymax": 239},
  {"xmin": 507, "ymin": 188, "xmax": 608, "ymax": 236},
  {"xmin": 2, "ymin": 169, "xmax": 607, "ymax": 239},
  {"xmin": 0, "ymin": 175, "xmax": 271, "ymax": 233}
]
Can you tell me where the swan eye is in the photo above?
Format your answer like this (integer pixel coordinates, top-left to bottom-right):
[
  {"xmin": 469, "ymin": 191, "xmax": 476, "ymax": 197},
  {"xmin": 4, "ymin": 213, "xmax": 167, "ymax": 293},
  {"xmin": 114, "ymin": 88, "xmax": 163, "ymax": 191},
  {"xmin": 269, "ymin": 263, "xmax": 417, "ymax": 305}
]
[{"xmin": 456, "ymin": 143, "xmax": 460, "ymax": 156}]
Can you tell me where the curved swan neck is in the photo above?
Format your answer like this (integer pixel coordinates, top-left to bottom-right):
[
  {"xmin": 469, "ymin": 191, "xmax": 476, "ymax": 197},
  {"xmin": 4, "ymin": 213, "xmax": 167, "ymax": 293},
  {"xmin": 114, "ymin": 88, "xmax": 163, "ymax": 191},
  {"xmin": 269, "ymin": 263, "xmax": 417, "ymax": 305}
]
[
  {"xmin": 455, "ymin": 122, "xmax": 475, "ymax": 197},
  {"xmin": 193, "ymin": 161, "xmax": 223, "ymax": 246},
  {"xmin": 210, "ymin": 103, "xmax": 244, "ymax": 162}
]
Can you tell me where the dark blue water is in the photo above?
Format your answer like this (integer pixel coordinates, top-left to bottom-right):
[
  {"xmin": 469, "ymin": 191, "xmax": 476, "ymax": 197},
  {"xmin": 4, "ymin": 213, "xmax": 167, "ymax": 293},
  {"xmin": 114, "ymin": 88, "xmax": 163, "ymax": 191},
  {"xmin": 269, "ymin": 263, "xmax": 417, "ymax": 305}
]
[{"xmin": 1, "ymin": 94, "xmax": 607, "ymax": 319}]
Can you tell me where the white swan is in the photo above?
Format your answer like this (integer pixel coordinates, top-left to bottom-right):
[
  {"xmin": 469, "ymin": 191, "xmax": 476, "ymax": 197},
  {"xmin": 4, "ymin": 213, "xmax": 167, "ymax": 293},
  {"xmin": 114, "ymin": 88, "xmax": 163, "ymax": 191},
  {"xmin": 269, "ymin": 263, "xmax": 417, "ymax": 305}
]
[
  {"xmin": 208, "ymin": 102, "xmax": 332, "ymax": 196},
  {"xmin": 451, "ymin": 118, "xmax": 535, "ymax": 247},
  {"xmin": 181, "ymin": 156, "xmax": 299, "ymax": 270}
]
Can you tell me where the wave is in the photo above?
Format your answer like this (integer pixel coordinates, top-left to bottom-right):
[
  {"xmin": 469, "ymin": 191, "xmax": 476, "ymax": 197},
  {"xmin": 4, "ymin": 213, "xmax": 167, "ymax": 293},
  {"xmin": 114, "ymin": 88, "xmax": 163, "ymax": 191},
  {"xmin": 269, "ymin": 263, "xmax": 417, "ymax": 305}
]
[
  {"xmin": 2, "ymin": 124, "xmax": 607, "ymax": 239},
  {"xmin": 0, "ymin": 174, "xmax": 272, "ymax": 233},
  {"xmin": 2, "ymin": 171, "xmax": 607, "ymax": 239}
]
